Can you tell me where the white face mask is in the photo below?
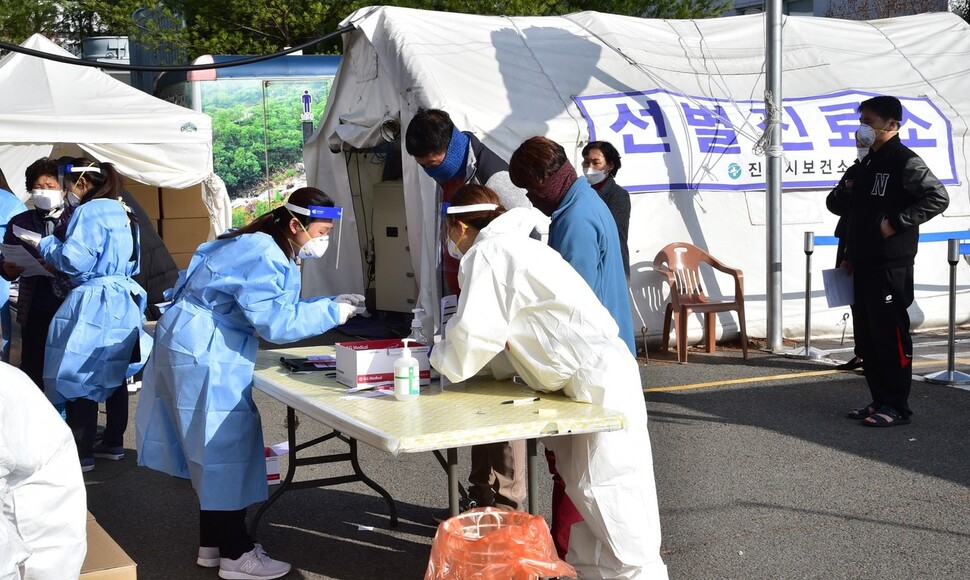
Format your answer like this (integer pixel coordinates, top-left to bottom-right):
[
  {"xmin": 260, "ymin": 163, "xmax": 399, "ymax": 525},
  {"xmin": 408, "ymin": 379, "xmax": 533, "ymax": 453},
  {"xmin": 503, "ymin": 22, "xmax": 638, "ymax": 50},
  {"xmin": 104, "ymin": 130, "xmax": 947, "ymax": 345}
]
[
  {"xmin": 298, "ymin": 235, "xmax": 329, "ymax": 260},
  {"xmin": 856, "ymin": 125, "xmax": 876, "ymax": 148},
  {"xmin": 856, "ymin": 147, "xmax": 870, "ymax": 161},
  {"xmin": 584, "ymin": 167, "xmax": 607, "ymax": 186},
  {"xmin": 446, "ymin": 236, "xmax": 464, "ymax": 260},
  {"xmin": 30, "ymin": 189, "xmax": 63, "ymax": 211}
]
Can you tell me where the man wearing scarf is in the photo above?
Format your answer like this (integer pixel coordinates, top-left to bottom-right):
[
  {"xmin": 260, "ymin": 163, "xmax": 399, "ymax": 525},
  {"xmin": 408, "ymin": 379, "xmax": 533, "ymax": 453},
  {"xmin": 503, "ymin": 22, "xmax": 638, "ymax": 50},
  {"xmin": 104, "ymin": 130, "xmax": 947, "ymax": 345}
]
[
  {"xmin": 510, "ymin": 136, "xmax": 639, "ymax": 562},
  {"xmin": 404, "ymin": 108, "xmax": 531, "ymax": 516}
]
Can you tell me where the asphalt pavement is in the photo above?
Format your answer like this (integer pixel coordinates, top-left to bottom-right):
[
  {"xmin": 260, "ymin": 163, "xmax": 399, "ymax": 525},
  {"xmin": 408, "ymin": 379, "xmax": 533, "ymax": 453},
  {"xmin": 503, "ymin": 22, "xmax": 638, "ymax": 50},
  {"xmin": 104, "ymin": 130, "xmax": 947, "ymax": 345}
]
[{"xmin": 83, "ymin": 326, "xmax": 970, "ymax": 579}]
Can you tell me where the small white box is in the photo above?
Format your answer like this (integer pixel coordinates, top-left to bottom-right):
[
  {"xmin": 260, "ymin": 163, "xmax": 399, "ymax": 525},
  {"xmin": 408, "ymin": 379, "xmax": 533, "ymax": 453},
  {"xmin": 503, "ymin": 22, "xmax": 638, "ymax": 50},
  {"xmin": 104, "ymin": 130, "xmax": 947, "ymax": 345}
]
[
  {"xmin": 265, "ymin": 447, "xmax": 281, "ymax": 485},
  {"xmin": 335, "ymin": 339, "xmax": 431, "ymax": 389}
]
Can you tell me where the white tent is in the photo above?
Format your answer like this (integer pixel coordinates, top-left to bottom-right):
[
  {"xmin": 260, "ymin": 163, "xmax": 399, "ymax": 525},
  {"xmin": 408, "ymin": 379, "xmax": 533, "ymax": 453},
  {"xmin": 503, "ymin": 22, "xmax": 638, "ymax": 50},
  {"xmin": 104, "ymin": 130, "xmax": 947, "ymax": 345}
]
[
  {"xmin": 0, "ymin": 34, "xmax": 214, "ymax": 200},
  {"xmin": 304, "ymin": 6, "xmax": 970, "ymax": 343}
]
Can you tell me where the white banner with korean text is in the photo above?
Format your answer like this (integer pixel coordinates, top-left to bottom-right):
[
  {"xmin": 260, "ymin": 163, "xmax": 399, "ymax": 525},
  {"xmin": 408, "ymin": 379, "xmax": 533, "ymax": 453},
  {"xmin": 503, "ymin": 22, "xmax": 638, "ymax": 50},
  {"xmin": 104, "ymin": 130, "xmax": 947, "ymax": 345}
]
[{"xmin": 574, "ymin": 89, "xmax": 958, "ymax": 192}]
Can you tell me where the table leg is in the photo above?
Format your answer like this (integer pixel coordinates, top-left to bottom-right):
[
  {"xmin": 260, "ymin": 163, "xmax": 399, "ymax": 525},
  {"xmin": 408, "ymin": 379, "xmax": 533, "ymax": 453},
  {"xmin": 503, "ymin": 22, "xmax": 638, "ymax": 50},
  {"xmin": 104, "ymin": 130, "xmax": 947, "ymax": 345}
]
[
  {"xmin": 347, "ymin": 436, "xmax": 399, "ymax": 527},
  {"xmin": 250, "ymin": 406, "xmax": 300, "ymax": 537},
  {"xmin": 527, "ymin": 439, "xmax": 538, "ymax": 515},
  {"xmin": 447, "ymin": 448, "xmax": 459, "ymax": 517}
]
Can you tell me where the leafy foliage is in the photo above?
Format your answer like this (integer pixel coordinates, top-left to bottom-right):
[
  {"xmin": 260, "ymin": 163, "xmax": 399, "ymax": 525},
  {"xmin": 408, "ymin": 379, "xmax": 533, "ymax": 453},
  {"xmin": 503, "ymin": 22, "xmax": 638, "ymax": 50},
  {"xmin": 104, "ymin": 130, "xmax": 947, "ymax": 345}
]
[
  {"xmin": 206, "ymin": 79, "xmax": 331, "ymax": 194},
  {"xmin": 2, "ymin": 0, "xmax": 728, "ymax": 57}
]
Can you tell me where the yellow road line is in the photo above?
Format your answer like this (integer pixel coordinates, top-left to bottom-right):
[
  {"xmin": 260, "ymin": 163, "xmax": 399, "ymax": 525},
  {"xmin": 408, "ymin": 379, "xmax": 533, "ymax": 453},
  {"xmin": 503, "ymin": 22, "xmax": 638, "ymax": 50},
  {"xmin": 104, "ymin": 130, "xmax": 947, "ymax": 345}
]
[{"xmin": 644, "ymin": 358, "xmax": 970, "ymax": 393}]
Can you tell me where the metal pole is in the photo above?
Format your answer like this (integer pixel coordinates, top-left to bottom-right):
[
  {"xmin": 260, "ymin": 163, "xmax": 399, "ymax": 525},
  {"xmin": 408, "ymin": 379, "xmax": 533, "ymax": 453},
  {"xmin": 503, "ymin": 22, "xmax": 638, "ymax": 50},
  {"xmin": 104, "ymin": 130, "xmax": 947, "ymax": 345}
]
[
  {"xmin": 789, "ymin": 232, "xmax": 827, "ymax": 359},
  {"xmin": 924, "ymin": 239, "xmax": 970, "ymax": 385},
  {"xmin": 805, "ymin": 231, "xmax": 813, "ymax": 353},
  {"xmin": 765, "ymin": 0, "xmax": 784, "ymax": 352}
]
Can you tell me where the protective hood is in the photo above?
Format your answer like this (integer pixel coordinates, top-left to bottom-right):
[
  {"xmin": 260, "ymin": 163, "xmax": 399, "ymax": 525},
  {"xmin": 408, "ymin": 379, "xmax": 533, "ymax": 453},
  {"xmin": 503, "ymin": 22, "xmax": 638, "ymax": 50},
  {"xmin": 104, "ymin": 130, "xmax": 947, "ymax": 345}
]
[{"xmin": 476, "ymin": 207, "xmax": 550, "ymax": 244}]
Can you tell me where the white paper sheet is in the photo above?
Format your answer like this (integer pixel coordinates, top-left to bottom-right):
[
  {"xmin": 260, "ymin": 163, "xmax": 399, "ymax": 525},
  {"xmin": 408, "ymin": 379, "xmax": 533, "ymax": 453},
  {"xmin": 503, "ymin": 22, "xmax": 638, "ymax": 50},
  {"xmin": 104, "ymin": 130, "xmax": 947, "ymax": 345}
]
[
  {"xmin": 822, "ymin": 268, "xmax": 853, "ymax": 307},
  {"xmin": 0, "ymin": 244, "xmax": 53, "ymax": 277}
]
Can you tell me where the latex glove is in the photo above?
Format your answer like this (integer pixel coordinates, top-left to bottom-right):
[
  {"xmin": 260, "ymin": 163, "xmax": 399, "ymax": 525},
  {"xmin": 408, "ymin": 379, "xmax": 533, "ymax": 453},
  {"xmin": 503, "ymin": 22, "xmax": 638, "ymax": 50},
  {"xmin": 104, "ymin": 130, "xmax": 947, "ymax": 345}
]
[
  {"xmin": 334, "ymin": 293, "xmax": 366, "ymax": 306},
  {"xmin": 337, "ymin": 302, "xmax": 357, "ymax": 325}
]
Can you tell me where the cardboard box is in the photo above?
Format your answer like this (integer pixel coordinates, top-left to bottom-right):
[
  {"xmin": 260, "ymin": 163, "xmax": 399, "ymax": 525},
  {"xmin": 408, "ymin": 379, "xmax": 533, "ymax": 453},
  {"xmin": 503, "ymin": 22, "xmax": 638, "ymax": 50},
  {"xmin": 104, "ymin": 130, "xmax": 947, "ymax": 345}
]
[
  {"xmin": 159, "ymin": 217, "xmax": 210, "ymax": 255},
  {"xmin": 160, "ymin": 183, "xmax": 208, "ymax": 219},
  {"xmin": 80, "ymin": 516, "xmax": 137, "ymax": 579},
  {"xmin": 121, "ymin": 180, "xmax": 161, "ymax": 221},
  {"xmin": 170, "ymin": 252, "xmax": 193, "ymax": 270},
  {"xmin": 336, "ymin": 339, "xmax": 430, "ymax": 389}
]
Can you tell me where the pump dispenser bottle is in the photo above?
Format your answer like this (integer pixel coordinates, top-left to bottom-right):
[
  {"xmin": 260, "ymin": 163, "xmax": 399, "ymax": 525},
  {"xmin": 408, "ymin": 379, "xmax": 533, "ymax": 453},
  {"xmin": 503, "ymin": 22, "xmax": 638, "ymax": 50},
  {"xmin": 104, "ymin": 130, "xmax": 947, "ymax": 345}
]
[
  {"xmin": 394, "ymin": 338, "xmax": 420, "ymax": 401},
  {"xmin": 408, "ymin": 308, "xmax": 428, "ymax": 345}
]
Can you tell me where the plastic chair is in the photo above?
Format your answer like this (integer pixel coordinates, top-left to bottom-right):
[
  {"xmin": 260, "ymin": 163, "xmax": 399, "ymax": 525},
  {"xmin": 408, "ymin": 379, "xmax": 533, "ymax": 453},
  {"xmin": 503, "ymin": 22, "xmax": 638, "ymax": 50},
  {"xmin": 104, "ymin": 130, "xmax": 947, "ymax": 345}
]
[{"xmin": 653, "ymin": 242, "xmax": 748, "ymax": 363}]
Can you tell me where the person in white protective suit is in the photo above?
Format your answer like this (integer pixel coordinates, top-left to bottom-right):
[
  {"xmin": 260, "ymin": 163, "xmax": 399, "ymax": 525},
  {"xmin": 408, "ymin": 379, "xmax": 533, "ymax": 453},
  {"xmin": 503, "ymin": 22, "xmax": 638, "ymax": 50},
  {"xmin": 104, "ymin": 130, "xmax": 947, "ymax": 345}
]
[
  {"xmin": 0, "ymin": 362, "xmax": 87, "ymax": 579},
  {"xmin": 136, "ymin": 187, "xmax": 362, "ymax": 580},
  {"xmin": 430, "ymin": 184, "xmax": 668, "ymax": 580}
]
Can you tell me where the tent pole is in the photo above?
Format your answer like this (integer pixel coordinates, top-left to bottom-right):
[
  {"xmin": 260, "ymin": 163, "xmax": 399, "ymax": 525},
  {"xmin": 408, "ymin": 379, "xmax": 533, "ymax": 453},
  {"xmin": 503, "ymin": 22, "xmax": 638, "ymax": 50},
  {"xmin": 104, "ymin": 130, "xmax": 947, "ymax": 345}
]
[{"xmin": 765, "ymin": 0, "xmax": 784, "ymax": 352}]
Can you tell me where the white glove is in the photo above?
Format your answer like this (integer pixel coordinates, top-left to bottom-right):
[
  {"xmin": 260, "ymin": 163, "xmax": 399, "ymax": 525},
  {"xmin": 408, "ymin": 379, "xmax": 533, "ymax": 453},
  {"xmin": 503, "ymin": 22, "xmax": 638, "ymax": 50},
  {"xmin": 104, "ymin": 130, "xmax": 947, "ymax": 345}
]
[
  {"xmin": 337, "ymin": 302, "xmax": 357, "ymax": 325},
  {"xmin": 334, "ymin": 293, "xmax": 366, "ymax": 306}
]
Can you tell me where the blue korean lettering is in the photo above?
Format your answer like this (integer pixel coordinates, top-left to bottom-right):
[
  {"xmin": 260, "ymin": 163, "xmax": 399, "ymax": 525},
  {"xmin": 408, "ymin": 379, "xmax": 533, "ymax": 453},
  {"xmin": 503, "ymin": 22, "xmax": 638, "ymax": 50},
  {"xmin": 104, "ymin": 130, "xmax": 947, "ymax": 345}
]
[
  {"xmin": 681, "ymin": 103, "xmax": 740, "ymax": 154},
  {"xmin": 750, "ymin": 105, "xmax": 813, "ymax": 151},
  {"xmin": 899, "ymin": 107, "xmax": 937, "ymax": 148},
  {"xmin": 609, "ymin": 100, "xmax": 670, "ymax": 154},
  {"xmin": 820, "ymin": 101, "xmax": 859, "ymax": 147}
]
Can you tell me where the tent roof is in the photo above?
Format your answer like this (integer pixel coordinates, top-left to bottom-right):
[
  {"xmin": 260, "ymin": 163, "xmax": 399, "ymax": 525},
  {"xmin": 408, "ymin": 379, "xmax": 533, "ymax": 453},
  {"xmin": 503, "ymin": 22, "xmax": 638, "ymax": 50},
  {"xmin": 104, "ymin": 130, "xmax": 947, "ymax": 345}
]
[
  {"xmin": 0, "ymin": 34, "xmax": 212, "ymax": 192},
  {"xmin": 320, "ymin": 7, "xmax": 970, "ymax": 163}
]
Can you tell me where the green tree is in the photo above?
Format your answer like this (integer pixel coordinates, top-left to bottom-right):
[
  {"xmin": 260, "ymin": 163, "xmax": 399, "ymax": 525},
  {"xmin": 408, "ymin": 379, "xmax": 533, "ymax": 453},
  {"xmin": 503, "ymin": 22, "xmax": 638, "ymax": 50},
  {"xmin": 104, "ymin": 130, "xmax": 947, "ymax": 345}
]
[
  {"xmin": 2, "ymin": 1, "xmax": 728, "ymax": 57},
  {"xmin": 0, "ymin": 0, "xmax": 61, "ymax": 45}
]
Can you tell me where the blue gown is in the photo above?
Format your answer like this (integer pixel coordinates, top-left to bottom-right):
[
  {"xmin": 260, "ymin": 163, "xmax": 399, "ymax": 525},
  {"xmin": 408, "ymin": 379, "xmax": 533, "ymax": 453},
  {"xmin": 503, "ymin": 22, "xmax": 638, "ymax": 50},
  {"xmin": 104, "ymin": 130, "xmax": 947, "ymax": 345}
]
[
  {"xmin": 0, "ymin": 190, "xmax": 27, "ymax": 362},
  {"xmin": 135, "ymin": 232, "xmax": 344, "ymax": 511},
  {"xmin": 38, "ymin": 198, "xmax": 148, "ymax": 404}
]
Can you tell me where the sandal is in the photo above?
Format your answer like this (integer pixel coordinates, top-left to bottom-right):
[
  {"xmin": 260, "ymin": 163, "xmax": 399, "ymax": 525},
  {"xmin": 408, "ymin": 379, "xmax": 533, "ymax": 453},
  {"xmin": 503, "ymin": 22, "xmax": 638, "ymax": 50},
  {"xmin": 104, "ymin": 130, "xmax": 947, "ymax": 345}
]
[
  {"xmin": 862, "ymin": 406, "xmax": 911, "ymax": 427},
  {"xmin": 836, "ymin": 356, "xmax": 864, "ymax": 371},
  {"xmin": 847, "ymin": 403, "xmax": 878, "ymax": 420}
]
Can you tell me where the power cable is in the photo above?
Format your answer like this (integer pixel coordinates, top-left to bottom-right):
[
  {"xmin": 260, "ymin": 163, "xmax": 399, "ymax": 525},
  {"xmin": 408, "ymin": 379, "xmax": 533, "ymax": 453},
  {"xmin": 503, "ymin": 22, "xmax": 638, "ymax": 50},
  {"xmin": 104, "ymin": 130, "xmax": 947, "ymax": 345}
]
[{"xmin": 0, "ymin": 24, "xmax": 354, "ymax": 72}]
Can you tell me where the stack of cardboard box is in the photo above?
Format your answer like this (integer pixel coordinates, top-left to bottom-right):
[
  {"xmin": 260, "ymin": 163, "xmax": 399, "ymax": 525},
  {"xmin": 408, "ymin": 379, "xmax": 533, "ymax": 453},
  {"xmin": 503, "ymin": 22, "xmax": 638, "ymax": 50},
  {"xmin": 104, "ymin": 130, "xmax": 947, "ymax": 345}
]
[
  {"xmin": 158, "ymin": 183, "xmax": 210, "ymax": 270},
  {"xmin": 121, "ymin": 177, "xmax": 210, "ymax": 270}
]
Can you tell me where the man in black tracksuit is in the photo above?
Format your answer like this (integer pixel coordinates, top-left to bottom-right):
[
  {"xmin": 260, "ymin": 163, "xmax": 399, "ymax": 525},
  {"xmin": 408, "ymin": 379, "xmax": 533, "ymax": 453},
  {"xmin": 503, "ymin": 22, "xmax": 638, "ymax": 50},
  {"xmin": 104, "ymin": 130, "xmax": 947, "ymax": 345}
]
[{"xmin": 838, "ymin": 96, "xmax": 949, "ymax": 427}]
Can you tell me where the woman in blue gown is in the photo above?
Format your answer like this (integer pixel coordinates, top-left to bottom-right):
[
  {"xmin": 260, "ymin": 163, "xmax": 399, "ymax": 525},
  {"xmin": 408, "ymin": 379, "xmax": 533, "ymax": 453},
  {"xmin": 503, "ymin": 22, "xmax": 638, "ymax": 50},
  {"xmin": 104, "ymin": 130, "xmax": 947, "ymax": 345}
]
[{"xmin": 136, "ymin": 187, "xmax": 360, "ymax": 579}]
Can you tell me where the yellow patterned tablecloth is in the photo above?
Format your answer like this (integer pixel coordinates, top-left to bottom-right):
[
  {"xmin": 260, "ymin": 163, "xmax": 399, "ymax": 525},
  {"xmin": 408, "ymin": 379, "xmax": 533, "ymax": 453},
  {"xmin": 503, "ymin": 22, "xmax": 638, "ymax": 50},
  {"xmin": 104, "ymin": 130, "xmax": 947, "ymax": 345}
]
[{"xmin": 253, "ymin": 346, "xmax": 625, "ymax": 455}]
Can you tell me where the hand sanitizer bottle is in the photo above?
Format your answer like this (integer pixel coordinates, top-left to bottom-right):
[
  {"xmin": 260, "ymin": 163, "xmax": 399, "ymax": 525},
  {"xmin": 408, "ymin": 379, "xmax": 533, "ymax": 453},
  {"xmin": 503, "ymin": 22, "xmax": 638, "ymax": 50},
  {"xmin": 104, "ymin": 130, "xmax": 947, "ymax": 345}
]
[
  {"xmin": 408, "ymin": 308, "xmax": 428, "ymax": 345},
  {"xmin": 394, "ymin": 338, "xmax": 420, "ymax": 401}
]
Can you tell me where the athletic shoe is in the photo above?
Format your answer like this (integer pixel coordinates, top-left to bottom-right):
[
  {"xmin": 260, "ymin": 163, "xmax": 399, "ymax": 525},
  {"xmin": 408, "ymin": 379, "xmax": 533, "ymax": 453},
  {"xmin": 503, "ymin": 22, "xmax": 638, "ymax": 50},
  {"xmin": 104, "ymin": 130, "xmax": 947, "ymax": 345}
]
[
  {"xmin": 198, "ymin": 546, "xmax": 220, "ymax": 568},
  {"xmin": 80, "ymin": 458, "xmax": 95, "ymax": 473},
  {"xmin": 201, "ymin": 544, "xmax": 261, "ymax": 568},
  {"xmin": 92, "ymin": 443, "xmax": 125, "ymax": 461},
  {"xmin": 218, "ymin": 545, "xmax": 291, "ymax": 579}
]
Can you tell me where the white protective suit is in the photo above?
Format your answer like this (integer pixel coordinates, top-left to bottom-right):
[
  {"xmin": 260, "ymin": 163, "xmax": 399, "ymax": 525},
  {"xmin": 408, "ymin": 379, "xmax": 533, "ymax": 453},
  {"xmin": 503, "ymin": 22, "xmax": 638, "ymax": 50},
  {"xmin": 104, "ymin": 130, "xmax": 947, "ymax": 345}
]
[
  {"xmin": 0, "ymin": 362, "xmax": 87, "ymax": 579},
  {"xmin": 430, "ymin": 208, "xmax": 668, "ymax": 580}
]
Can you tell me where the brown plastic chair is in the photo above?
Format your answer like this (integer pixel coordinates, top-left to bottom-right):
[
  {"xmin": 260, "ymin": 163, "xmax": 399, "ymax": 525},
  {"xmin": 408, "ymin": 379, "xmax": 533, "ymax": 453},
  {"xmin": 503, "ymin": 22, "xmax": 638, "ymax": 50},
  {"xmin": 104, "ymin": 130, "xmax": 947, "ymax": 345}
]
[{"xmin": 653, "ymin": 242, "xmax": 748, "ymax": 363}]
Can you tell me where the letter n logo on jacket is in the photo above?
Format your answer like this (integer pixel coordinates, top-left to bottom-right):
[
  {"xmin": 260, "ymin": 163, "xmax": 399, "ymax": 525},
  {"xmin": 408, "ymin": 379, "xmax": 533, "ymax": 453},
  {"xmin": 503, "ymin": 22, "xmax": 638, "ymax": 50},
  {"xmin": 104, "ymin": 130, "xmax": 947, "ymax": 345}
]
[{"xmin": 870, "ymin": 173, "xmax": 889, "ymax": 196}]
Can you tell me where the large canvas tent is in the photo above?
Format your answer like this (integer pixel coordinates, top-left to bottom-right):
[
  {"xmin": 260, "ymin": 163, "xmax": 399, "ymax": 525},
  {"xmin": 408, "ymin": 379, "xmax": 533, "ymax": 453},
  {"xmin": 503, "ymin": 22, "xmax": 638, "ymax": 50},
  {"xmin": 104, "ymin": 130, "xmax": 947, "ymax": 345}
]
[
  {"xmin": 304, "ymin": 6, "xmax": 970, "ymax": 343},
  {"xmin": 0, "ymin": 34, "xmax": 214, "ymax": 201}
]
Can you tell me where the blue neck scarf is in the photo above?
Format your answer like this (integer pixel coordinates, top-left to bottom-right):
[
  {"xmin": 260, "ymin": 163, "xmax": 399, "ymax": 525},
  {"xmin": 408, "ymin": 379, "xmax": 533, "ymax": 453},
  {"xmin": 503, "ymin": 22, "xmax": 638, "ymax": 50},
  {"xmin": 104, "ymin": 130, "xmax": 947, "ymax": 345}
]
[{"xmin": 423, "ymin": 127, "xmax": 469, "ymax": 182}]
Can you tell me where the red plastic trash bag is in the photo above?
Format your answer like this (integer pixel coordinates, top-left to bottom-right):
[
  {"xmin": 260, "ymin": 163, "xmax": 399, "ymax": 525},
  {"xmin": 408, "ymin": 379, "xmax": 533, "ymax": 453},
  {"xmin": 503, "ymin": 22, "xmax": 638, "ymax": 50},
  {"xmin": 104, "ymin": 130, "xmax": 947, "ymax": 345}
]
[{"xmin": 425, "ymin": 507, "xmax": 576, "ymax": 580}]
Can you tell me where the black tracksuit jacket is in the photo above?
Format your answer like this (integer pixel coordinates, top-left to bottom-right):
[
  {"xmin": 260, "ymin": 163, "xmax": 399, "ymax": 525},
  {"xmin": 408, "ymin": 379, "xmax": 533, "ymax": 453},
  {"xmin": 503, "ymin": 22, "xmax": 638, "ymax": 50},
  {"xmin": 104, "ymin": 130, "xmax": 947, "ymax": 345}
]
[{"xmin": 830, "ymin": 135, "xmax": 949, "ymax": 270}]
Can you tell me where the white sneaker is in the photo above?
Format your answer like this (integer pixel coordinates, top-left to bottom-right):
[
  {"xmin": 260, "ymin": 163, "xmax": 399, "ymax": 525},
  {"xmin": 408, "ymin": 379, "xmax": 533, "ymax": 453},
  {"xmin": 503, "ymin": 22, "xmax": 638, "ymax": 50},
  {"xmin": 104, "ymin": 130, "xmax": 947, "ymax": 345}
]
[
  {"xmin": 218, "ymin": 546, "xmax": 291, "ymax": 579},
  {"xmin": 198, "ymin": 546, "xmax": 220, "ymax": 568},
  {"xmin": 200, "ymin": 543, "xmax": 261, "ymax": 568}
]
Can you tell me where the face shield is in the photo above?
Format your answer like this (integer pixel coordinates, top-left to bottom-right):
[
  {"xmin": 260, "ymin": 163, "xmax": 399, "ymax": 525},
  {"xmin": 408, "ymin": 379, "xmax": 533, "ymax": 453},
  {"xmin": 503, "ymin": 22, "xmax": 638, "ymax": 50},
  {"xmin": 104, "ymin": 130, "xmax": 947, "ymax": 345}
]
[
  {"xmin": 283, "ymin": 202, "xmax": 343, "ymax": 266},
  {"xmin": 62, "ymin": 164, "xmax": 102, "ymax": 206}
]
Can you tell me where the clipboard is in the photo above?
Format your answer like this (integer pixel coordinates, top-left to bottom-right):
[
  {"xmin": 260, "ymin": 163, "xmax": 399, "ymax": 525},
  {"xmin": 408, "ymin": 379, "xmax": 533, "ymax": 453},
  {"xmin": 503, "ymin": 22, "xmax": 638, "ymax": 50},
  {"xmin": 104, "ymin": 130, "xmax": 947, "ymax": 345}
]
[{"xmin": 279, "ymin": 357, "xmax": 336, "ymax": 373}]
